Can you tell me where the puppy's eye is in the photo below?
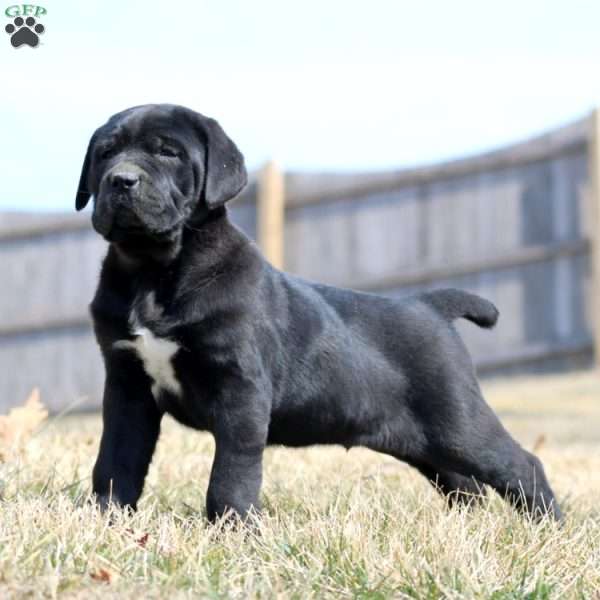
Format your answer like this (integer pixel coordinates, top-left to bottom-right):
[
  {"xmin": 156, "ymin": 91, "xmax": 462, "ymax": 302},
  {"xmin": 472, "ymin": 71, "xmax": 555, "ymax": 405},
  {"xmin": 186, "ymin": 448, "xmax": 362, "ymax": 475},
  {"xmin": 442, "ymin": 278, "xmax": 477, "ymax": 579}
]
[
  {"xmin": 158, "ymin": 146, "xmax": 179, "ymax": 158},
  {"xmin": 99, "ymin": 147, "xmax": 116, "ymax": 161}
]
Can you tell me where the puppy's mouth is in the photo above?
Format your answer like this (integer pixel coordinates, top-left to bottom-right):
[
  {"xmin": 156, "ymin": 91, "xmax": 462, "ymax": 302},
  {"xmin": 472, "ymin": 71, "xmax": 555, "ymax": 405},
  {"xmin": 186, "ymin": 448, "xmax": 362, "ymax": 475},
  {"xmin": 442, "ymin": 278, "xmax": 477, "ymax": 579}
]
[
  {"xmin": 92, "ymin": 194, "xmax": 183, "ymax": 244},
  {"xmin": 104, "ymin": 222, "xmax": 182, "ymax": 243}
]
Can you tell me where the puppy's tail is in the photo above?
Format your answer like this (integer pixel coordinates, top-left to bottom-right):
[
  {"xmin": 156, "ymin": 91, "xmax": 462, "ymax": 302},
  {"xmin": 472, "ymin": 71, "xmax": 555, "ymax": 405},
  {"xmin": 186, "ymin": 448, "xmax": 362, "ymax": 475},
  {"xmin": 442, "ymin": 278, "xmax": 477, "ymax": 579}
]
[{"xmin": 420, "ymin": 288, "xmax": 499, "ymax": 329}]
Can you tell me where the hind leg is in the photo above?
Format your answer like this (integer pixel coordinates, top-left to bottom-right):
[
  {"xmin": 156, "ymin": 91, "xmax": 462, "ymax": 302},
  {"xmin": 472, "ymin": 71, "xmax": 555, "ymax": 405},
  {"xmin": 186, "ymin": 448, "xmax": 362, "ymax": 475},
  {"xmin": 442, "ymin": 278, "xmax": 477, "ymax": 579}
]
[
  {"xmin": 408, "ymin": 461, "xmax": 487, "ymax": 507},
  {"xmin": 416, "ymin": 386, "xmax": 563, "ymax": 520},
  {"xmin": 374, "ymin": 374, "xmax": 561, "ymax": 519},
  {"xmin": 458, "ymin": 431, "xmax": 561, "ymax": 519}
]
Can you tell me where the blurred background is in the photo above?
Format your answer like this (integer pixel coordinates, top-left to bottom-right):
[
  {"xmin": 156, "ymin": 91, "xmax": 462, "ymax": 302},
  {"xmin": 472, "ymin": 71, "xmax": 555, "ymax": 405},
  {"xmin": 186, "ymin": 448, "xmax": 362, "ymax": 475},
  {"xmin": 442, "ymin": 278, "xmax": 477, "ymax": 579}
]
[{"xmin": 2, "ymin": 0, "xmax": 600, "ymax": 412}]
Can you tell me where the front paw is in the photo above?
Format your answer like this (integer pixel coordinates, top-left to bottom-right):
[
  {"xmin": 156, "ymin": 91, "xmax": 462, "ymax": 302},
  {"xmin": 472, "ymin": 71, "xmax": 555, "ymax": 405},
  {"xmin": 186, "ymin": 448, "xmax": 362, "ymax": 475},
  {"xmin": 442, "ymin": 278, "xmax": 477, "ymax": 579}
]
[
  {"xmin": 95, "ymin": 492, "xmax": 113, "ymax": 512},
  {"xmin": 94, "ymin": 492, "xmax": 135, "ymax": 514},
  {"xmin": 206, "ymin": 493, "xmax": 261, "ymax": 524}
]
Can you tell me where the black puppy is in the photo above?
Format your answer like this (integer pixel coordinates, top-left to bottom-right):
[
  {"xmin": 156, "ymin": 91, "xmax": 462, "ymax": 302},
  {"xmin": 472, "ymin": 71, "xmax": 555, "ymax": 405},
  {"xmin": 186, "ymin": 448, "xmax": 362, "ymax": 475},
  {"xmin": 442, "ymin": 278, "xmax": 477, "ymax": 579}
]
[{"xmin": 76, "ymin": 104, "xmax": 562, "ymax": 521}]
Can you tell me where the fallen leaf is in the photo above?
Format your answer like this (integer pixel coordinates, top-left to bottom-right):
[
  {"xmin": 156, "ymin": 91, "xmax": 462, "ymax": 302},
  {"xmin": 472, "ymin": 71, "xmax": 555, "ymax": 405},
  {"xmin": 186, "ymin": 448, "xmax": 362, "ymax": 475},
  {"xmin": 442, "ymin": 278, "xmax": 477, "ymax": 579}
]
[
  {"xmin": 90, "ymin": 568, "xmax": 111, "ymax": 583},
  {"xmin": 532, "ymin": 434, "xmax": 546, "ymax": 453},
  {"xmin": 0, "ymin": 388, "xmax": 48, "ymax": 460},
  {"xmin": 125, "ymin": 528, "xmax": 150, "ymax": 548}
]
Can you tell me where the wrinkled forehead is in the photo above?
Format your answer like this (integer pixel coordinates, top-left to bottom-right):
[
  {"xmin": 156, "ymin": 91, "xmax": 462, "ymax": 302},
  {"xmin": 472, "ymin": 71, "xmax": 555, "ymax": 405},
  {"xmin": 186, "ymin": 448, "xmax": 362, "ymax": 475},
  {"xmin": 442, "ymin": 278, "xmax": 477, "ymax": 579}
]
[{"xmin": 97, "ymin": 105, "xmax": 196, "ymax": 147}]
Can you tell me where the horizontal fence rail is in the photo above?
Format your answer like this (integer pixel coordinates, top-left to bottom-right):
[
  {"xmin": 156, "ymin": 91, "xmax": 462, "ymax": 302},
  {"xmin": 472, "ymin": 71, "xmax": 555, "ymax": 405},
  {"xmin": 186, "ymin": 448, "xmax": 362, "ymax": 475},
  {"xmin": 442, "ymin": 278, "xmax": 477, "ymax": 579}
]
[{"xmin": 352, "ymin": 239, "xmax": 590, "ymax": 293}]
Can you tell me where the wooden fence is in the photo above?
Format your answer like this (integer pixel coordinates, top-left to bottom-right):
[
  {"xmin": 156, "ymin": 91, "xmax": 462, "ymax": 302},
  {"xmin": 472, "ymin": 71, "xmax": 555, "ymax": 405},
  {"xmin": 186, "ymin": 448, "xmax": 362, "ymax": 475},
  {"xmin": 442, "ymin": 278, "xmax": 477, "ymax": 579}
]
[{"xmin": 1, "ymin": 111, "xmax": 599, "ymax": 412}]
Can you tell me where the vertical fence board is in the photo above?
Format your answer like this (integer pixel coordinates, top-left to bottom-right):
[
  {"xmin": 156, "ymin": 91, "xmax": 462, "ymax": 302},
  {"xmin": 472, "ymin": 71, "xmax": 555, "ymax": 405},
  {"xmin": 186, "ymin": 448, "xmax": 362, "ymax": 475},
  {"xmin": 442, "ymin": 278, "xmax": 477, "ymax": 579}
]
[
  {"xmin": 589, "ymin": 109, "xmax": 600, "ymax": 368},
  {"xmin": 258, "ymin": 161, "xmax": 285, "ymax": 269}
]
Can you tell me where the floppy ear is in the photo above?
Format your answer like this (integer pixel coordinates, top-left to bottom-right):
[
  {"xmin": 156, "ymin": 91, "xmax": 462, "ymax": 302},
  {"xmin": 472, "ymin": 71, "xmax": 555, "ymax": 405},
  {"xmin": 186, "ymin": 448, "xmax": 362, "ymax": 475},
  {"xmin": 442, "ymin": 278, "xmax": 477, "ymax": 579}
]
[
  {"xmin": 75, "ymin": 134, "xmax": 96, "ymax": 211},
  {"xmin": 196, "ymin": 116, "xmax": 247, "ymax": 209}
]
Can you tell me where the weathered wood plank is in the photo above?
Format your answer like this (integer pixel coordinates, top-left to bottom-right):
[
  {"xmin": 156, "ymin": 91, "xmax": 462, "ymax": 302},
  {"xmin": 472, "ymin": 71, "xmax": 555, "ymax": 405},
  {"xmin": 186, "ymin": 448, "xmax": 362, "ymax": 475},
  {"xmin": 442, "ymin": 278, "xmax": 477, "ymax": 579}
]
[
  {"xmin": 0, "ymin": 327, "xmax": 103, "ymax": 413},
  {"xmin": 589, "ymin": 109, "xmax": 600, "ymax": 368},
  {"xmin": 258, "ymin": 161, "xmax": 285, "ymax": 268},
  {"xmin": 284, "ymin": 152, "xmax": 589, "ymax": 290},
  {"xmin": 355, "ymin": 239, "xmax": 589, "ymax": 293}
]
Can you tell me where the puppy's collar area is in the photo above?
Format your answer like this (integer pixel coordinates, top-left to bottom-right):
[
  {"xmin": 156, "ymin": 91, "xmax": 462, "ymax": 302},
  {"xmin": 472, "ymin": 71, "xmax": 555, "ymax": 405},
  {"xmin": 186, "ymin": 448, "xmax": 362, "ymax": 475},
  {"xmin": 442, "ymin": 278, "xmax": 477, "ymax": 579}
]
[{"xmin": 185, "ymin": 203, "xmax": 225, "ymax": 229}]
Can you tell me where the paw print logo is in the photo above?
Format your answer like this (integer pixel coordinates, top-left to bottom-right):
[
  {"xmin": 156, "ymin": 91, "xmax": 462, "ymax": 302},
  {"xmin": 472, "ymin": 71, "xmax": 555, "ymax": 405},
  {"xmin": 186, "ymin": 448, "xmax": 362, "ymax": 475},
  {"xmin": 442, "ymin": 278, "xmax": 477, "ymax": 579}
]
[{"xmin": 5, "ymin": 16, "xmax": 45, "ymax": 48}]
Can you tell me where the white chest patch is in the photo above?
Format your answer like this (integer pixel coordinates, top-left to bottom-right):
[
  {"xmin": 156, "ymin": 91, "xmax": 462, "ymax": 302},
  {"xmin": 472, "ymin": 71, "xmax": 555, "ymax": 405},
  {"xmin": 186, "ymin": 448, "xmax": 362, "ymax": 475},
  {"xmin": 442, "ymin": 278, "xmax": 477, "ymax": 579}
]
[{"xmin": 114, "ymin": 306, "xmax": 182, "ymax": 401}]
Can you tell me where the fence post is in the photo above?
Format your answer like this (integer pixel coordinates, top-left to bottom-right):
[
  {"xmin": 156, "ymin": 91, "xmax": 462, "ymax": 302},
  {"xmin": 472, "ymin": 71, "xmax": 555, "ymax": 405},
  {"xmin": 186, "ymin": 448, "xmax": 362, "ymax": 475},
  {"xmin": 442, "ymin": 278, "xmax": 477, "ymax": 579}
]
[
  {"xmin": 257, "ymin": 160, "xmax": 285, "ymax": 269},
  {"xmin": 590, "ymin": 109, "xmax": 600, "ymax": 369}
]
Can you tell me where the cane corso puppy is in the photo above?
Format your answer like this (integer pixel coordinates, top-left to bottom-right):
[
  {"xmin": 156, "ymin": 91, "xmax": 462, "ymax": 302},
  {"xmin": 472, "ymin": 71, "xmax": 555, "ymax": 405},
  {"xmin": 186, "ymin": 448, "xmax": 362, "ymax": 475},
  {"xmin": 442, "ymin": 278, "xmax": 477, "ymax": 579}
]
[{"xmin": 76, "ymin": 104, "xmax": 562, "ymax": 521}]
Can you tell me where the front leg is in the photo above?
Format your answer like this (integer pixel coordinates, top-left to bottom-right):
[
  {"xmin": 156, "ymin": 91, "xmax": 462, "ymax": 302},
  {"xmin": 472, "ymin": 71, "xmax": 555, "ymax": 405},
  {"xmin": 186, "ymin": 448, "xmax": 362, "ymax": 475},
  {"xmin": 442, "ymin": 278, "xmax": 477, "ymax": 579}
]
[
  {"xmin": 92, "ymin": 365, "xmax": 162, "ymax": 511},
  {"xmin": 206, "ymin": 392, "xmax": 269, "ymax": 522}
]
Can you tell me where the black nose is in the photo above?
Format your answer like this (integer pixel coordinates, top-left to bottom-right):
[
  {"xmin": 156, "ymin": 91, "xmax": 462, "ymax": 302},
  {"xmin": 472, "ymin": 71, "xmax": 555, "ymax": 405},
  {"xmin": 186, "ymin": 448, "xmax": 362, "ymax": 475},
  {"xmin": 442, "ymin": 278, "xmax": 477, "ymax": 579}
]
[{"xmin": 111, "ymin": 172, "xmax": 140, "ymax": 191}]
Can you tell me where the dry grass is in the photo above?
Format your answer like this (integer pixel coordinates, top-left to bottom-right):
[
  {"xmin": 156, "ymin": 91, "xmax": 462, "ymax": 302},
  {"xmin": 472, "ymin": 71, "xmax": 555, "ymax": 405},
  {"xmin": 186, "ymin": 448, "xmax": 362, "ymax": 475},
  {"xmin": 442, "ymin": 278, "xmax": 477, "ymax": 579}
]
[{"xmin": 0, "ymin": 371, "xmax": 598, "ymax": 598}]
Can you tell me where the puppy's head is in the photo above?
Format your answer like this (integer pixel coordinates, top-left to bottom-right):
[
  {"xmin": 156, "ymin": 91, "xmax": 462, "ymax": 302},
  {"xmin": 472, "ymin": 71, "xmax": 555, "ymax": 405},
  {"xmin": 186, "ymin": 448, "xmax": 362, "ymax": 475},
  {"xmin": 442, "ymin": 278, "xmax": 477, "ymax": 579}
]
[{"xmin": 75, "ymin": 104, "xmax": 246, "ymax": 259}]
